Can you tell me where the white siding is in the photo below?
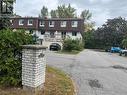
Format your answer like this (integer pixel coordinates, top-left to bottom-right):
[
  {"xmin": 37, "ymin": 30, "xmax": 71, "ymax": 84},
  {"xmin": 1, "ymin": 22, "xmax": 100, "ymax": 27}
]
[
  {"xmin": 24, "ymin": 30, "xmax": 82, "ymax": 48},
  {"xmin": 66, "ymin": 32, "xmax": 82, "ymax": 40}
]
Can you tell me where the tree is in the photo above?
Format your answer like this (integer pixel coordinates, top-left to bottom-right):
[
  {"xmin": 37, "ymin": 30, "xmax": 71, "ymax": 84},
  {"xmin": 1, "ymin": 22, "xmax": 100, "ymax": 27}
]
[
  {"xmin": 39, "ymin": 6, "xmax": 48, "ymax": 18},
  {"xmin": 122, "ymin": 37, "xmax": 127, "ymax": 48},
  {"xmin": 0, "ymin": 29, "xmax": 33, "ymax": 86},
  {"xmin": 66, "ymin": 4, "xmax": 76, "ymax": 18},
  {"xmin": 80, "ymin": 10, "xmax": 92, "ymax": 21},
  {"xmin": 50, "ymin": 10, "xmax": 57, "ymax": 18},
  {"xmin": 84, "ymin": 22, "xmax": 95, "ymax": 32},
  {"xmin": 94, "ymin": 17, "xmax": 127, "ymax": 49},
  {"xmin": 63, "ymin": 38, "xmax": 83, "ymax": 51},
  {"xmin": 82, "ymin": 30, "xmax": 95, "ymax": 48},
  {"xmin": 50, "ymin": 4, "xmax": 76, "ymax": 18},
  {"xmin": 0, "ymin": 0, "xmax": 15, "ymax": 30},
  {"xmin": 0, "ymin": 18, "xmax": 11, "ymax": 30},
  {"xmin": 0, "ymin": 0, "xmax": 15, "ymax": 14}
]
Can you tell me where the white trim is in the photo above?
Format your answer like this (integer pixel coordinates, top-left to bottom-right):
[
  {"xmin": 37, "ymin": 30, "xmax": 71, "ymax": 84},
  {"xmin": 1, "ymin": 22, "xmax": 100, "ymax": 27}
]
[
  {"xmin": 72, "ymin": 21, "xmax": 78, "ymax": 27},
  {"xmin": 61, "ymin": 21, "xmax": 66, "ymax": 27},
  {"xmin": 19, "ymin": 19, "xmax": 24, "ymax": 26},
  {"xmin": 28, "ymin": 19, "xmax": 33, "ymax": 26},
  {"xmin": 49, "ymin": 21, "xmax": 54, "ymax": 27},
  {"xmin": 40, "ymin": 21, "xmax": 45, "ymax": 27}
]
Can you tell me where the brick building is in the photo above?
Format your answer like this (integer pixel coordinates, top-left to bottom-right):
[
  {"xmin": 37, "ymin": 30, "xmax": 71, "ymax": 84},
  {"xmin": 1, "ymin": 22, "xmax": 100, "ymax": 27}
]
[{"xmin": 10, "ymin": 17, "xmax": 84, "ymax": 48}]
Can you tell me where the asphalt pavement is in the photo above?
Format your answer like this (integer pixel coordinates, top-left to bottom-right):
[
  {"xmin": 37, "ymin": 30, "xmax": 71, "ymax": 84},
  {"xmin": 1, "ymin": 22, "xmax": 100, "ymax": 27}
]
[{"xmin": 46, "ymin": 49, "xmax": 127, "ymax": 95}]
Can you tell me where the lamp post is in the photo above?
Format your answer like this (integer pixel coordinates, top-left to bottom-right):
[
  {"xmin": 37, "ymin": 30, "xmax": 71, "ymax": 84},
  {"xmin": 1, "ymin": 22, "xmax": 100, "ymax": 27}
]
[{"xmin": 33, "ymin": 34, "xmax": 39, "ymax": 44}]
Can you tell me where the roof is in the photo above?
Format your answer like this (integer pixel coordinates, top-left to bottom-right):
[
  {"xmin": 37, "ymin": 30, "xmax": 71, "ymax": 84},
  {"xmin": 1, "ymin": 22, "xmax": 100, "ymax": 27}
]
[{"xmin": 11, "ymin": 17, "xmax": 84, "ymax": 21}]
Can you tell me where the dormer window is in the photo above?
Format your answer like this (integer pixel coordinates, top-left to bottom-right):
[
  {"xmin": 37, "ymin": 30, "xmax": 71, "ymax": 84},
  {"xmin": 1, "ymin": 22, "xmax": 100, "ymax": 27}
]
[
  {"xmin": 72, "ymin": 21, "xmax": 78, "ymax": 27},
  {"xmin": 61, "ymin": 21, "xmax": 66, "ymax": 27},
  {"xmin": 40, "ymin": 21, "xmax": 45, "ymax": 27},
  {"xmin": 28, "ymin": 19, "xmax": 33, "ymax": 26},
  {"xmin": 19, "ymin": 19, "xmax": 24, "ymax": 26},
  {"xmin": 49, "ymin": 21, "xmax": 55, "ymax": 27}
]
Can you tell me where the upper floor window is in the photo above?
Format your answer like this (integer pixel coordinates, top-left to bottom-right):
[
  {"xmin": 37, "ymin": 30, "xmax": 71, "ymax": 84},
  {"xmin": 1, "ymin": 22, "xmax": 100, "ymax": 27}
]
[
  {"xmin": 40, "ymin": 21, "xmax": 45, "ymax": 27},
  {"xmin": 71, "ymin": 21, "xmax": 78, "ymax": 27},
  {"xmin": 28, "ymin": 19, "xmax": 33, "ymax": 26},
  {"xmin": 49, "ymin": 21, "xmax": 55, "ymax": 27},
  {"xmin": 61, "ymin": 21, "xmax": 66, "ymax": 27},
  {"xmin": 19, "ymin": 19, "xmax": 24, "ymax": 26}
]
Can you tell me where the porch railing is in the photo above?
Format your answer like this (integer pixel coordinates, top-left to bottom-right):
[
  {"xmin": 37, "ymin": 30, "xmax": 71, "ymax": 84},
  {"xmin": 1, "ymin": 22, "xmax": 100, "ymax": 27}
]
[{"xmin": 44, "ymin": 34, "xmax": 63, "ymax": 42}]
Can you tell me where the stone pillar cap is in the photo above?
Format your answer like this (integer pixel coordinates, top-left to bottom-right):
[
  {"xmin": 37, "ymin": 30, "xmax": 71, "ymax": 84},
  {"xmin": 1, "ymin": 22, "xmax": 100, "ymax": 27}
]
[{"xmin": 21, "ymin": 45, "xmax": 47, "ymax": 49}]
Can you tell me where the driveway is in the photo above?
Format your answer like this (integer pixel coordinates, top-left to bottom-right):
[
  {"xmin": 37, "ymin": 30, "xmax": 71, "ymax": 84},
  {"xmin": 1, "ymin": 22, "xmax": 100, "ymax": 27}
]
[{"xmin": 46, "ymin": 49, "xmax": 127, "ymax": 95}]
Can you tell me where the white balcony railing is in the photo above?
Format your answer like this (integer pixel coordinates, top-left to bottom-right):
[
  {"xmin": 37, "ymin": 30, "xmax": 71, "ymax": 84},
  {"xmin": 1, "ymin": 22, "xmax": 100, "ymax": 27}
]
[{"xmin": 44, "ymin": 34, "xmax": 63, "ymax": 42}]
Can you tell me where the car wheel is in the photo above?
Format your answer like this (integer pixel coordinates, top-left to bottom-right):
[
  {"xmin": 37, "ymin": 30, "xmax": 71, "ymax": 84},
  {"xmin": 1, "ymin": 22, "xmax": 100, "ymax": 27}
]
[{"xmin": 119, "ymin": 53, "xmax": 122, "ymax": 56}]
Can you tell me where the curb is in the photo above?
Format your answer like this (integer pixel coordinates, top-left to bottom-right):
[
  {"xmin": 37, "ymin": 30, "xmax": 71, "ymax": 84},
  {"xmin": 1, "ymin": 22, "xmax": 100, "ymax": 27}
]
[
  {"xmin": 71, "ymin": 78, "xmax": 78, "ymax": 95},
  {"xmin": 66, "ymin": 74, "xmax": 78, "ymax": 95}
]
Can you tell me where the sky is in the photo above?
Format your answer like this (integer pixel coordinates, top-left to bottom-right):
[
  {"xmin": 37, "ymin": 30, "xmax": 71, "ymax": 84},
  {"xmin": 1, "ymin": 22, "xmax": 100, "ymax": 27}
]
[{"xmin": 14, "ymin": 0, "xmax": 127, "ymax": 28}]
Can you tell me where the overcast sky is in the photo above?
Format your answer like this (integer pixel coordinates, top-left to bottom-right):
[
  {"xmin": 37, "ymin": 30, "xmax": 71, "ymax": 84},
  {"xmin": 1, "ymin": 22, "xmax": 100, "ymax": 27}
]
[{"xmin": 14, "ymin": 0, "xmax": 127, "ymax": 28}]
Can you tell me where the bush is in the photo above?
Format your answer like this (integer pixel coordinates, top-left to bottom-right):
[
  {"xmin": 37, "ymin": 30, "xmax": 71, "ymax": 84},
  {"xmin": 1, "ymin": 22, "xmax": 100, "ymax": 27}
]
[
  {"xmin": 63, "ymin": 39, "xmax": 83, "ymax": 52},
  {"xmin": 0, "ymin": 29, "xmax": 33, "ymax": 86},
  {"xmin": 122, "ymin": 36, "xmax": 127, "ymax": 48}
]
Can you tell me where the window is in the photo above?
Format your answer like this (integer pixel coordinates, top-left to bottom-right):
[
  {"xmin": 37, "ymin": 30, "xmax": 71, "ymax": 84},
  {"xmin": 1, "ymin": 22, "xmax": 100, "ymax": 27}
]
[
  {"xmin": 28, "ymin": 19, "xmax": 33, "ymax": 26},
  {"xmin": 62, "ymin": 32, "xmax": 66, "ymax": 38},
  {"xmin": 50, "ymin": 32, "xmax": 55, "ymax": 38},
  {"xmin": 40, "ymin": 21, "xmax": 45, "ymax": 27},
  {"xmin": 41, "ymin": 30, "xmax": 45, "ymax": 35},
  {"xmin": 71, "ymin": 21, "xmax": 78, "ymax": 27},
  {"xmin": 72, "ymin": 32, "xmax": 77, "ymax": 36},
  {"xmin": 19, "ymin": 19, "xmax": 24, "ymax": 25},
  {"xmin": 61, "ymin": 21, "xmax": 66, "ymax": 27},
  {"xmin": 49, "ymin": 21, "xmax": 55, "ymax": 27},
  {"xmin": 29, "ymin": 30, "xmax": 33, "ymax": 34}
]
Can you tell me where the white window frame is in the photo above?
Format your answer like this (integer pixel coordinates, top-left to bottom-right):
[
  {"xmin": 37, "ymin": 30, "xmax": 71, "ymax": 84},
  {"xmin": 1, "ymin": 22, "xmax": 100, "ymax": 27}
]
[
  {"xmin": 72, "ymin": 21, "xmax": 78, "ymax": 27},
  {"xmin": 28, "ymin": 19, "xmax": 33, "ymax": 26},
  {"xmin": 61, "ymin": 21, "xmax": 66, "ymax": 27},
  {"xmin": 19, "ymin": 19, "xmax": 24, "ymax": 26},
  {"xmin": 49, "ymin": 21, "xmax": 55, "ymax": 27},
  {"xmin": 40, "ymin": 21, "xmax": 45, "ymax": 27}
]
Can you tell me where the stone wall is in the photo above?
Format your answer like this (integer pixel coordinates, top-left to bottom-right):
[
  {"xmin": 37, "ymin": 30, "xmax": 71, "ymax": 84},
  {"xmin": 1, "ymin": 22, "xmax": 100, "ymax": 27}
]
[{"xmin": 22, "ymin": 45, "xmax": 47, "ymax": 94}]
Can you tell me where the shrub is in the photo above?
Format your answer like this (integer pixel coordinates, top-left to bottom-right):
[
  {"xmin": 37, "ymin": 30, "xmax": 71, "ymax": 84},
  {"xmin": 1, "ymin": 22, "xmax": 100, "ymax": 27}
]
[
  {"xmin": 122, "ymin": 36, "xmax": 127, "ymax": 48},
  {"xmin": 0, "ymin": 29, "xmax": 33, "ymax": 86},
  {"xmin": 63, "ymin": 39, "xmax": 83, "ymax": 52}
]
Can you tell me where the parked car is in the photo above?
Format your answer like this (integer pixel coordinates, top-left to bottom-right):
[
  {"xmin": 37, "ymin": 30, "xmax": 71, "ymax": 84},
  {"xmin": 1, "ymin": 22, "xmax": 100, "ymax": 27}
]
[
  {"xmin": 119, "ymin": 49, "xmax": 127, "ymax": 56},
  {"xmin": 49, "ymin": 43, "xmax": 61, "ymax": 51},
  {"xmin": 110, "ymin": 47, "xmax": 122, "ymax": 53}
]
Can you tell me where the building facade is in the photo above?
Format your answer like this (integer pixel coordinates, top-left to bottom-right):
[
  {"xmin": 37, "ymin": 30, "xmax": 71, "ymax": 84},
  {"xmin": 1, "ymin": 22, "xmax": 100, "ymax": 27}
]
[{"xmin": 10, "ymin": 17, "xmax": 84, "ymax": 48}]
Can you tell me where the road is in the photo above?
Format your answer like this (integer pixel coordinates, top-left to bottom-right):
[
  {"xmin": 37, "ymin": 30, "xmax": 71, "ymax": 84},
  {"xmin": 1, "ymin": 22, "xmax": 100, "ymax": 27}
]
[{"xmin": 46, "ymin": 49, "xmax": 127, "ymax": 95}]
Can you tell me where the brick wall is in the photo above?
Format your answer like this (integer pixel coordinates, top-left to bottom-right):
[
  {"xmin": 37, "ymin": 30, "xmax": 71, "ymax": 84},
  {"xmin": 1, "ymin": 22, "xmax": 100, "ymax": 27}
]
[{"xmin": 22, "ymin": 45, "xmax": 47, "ymax": 93}]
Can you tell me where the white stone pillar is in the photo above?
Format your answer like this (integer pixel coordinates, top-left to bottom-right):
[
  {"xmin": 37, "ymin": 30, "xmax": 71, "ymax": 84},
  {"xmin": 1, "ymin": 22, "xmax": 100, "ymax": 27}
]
[{"xmin": 22, "ymin": 45, "xmax": 47, "ymax": 94}]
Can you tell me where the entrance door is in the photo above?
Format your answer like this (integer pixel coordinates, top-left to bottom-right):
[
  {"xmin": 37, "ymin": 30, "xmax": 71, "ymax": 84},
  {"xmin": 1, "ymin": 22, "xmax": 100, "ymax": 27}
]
[
  {"xmin": 62, "ymin": 32, "xmax": 66, "ymax": 39},
  {"xmin": 50, "ymin": 32, "xmax": 55, "ymax": 38}
]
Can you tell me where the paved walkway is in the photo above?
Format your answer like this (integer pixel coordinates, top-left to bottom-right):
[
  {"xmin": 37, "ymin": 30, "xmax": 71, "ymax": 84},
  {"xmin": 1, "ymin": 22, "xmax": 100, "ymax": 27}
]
[{"xmin": 46, "ymin": 49, "xmax": 127, "ymax": 95}]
